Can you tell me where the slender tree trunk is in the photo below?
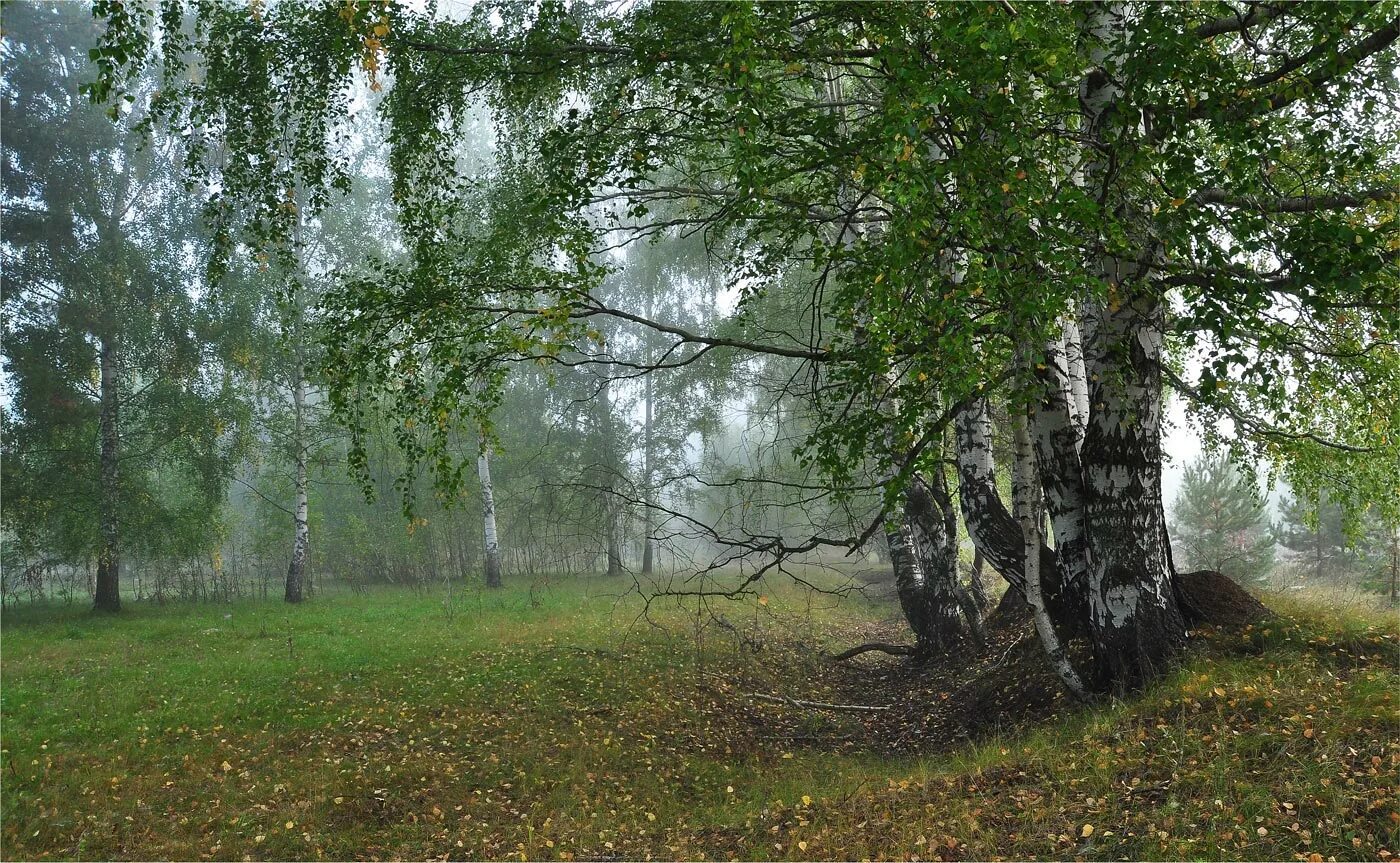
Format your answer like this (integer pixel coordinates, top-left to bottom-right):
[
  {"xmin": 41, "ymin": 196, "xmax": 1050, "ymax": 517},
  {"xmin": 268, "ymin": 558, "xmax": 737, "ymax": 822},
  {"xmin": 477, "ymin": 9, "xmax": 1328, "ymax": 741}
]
[
  {"xmin": 598, "ymin": 377, "xmax": 624, "ymax": 577},
  {"xmin": 640, "ymin": 346, "xmax": 655, "ymax": 575},
  {"xmin": 1013, "ymin": 409, "xmax": 1088, "ymax": 700},
  {"xmin": 478, "ymin": 440, "xmax": 503, "ymax": 588},
  {"xmin": 1028, "ymin": 338, "xmax": 1092, "ymax": 626},
  {"xmin": 1061, "ymin": 316, "xmax": 1090, "ymax": 447},
  {"xmin": 284, "ymin": 361, "xmax": 309, "ymax": 603},
  {"xmin": 952, "ymin": 398, "xmax": 1064, "ymax": 615},
  {"xmin": 94, "ymin": 332, "xmax": 121, "ymax": 612}
]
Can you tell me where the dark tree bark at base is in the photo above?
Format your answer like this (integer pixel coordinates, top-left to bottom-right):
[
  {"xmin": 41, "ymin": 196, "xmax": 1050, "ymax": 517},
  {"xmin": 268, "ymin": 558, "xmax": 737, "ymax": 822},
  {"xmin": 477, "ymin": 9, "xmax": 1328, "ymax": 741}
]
[{"xmin": 94, "ymin": 558, "xmax": 120, "ymax": 612}]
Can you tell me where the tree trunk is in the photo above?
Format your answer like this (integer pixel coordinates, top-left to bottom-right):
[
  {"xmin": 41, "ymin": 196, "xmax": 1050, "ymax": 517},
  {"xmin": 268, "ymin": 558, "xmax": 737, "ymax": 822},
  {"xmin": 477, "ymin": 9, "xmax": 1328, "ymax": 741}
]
[
  {"xmin": 1076, "ymin": 2, "xmax": 1188, "ymax": 691},
  {"xmin": 598, "ymin": 377, "xmax": 624, "ymax": 578},
  {"xmin": 478, "ymin": 441, "xmax": 503, "ymax": 588},
  {"xmin": 900, "ymin": 471, "xmax": 977, "ymax": 653},
  {"xmin": 284, "ymin": 363, "xmax": 309, "ymax": 603},
  {"xmin": 952, "ymin": 398, "xmax": 1065, "ymax": 615},
  {"xmin": 1013, "ymin": 409, "xmax": 1088, "ymax": 700},
  {"xmin": 640, "ymin": 354, "xmax": 655, "ymax": 575},
  {"xmin": 1079, "ymin": 291, "xmax": 1187, "ymax": 689},
  {"xmin": 1061, "ymin": 316, "xmax": 1090, "ymax": 447},
  {"xmin": 1028, "ymin": 337, "xmax": 1091, "ymax": 627},
  {"xmin": 967, "ymin": 549, "xmax": 990, "ymax": 612},
  {"xmin": 94, "ymin": 332, "xmax": 121, "ymax": 613}
]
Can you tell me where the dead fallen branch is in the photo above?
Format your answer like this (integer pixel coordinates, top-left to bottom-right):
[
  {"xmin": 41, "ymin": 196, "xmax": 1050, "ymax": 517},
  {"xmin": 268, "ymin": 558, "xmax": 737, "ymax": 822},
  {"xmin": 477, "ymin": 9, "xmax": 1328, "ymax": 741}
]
[
  {"xmin": 830, "ymin": 642, "xmax": 916, "ymax": 661},
  {"xmin": 743, "ymin": 692, "xmax": 890, "ymax": 713}
]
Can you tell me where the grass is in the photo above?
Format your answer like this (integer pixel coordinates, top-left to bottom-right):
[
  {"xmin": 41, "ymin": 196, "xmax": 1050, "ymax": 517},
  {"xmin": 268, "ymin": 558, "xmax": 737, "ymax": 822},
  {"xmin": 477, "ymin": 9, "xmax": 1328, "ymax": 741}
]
[{"xmin": 1, "ymin": 574, "xmax": 1396, "ymax": 861}]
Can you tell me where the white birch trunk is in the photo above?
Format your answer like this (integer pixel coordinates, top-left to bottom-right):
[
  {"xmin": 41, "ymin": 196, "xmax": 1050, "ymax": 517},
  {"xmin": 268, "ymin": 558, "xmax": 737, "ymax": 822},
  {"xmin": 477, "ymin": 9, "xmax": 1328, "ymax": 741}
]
[
  {"xmin": 1061, "ymin": 316, "xmax": 1090, "ymax": 447},
  {"xmin": 478, "ymin": 440, "xmax": 503, "ymax": 588},
  {"xmin": 1013, "ymin": 409, "xmax": 1088, "ymax": 701},
  {"xmin": 1077, "ymin": 2, "xmax": 1187, "ymax": 688},
  {"xmin": 284, "ymin": 366, "xmax": 309, "ymax": 603}
]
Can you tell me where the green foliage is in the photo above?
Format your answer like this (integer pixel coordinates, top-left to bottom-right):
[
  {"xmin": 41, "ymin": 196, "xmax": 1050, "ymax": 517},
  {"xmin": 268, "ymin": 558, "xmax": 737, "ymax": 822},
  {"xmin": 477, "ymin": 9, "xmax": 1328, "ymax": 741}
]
[
  {"xmin": 1, "ymin": 1, "xmax": 250, "ymax": 574},
  {"xmin": 1170, "ymin": 453, "xmax": 1275, "ymax": 583},
  {"xmin": 1275, "ymin": 491, "xmax": 1367, "ymax": 582},
  {"xmin": 83, "ymin": 1, "xmax": 1400, "ymax": 524}
]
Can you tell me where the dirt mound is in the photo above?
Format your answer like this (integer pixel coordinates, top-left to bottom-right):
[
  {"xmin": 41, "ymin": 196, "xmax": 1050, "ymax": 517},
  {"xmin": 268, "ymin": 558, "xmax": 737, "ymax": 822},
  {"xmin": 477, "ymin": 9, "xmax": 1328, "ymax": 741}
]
[{"xmin": 1177, "ymin": 569, "xmax": 1271, "ymax": 627}]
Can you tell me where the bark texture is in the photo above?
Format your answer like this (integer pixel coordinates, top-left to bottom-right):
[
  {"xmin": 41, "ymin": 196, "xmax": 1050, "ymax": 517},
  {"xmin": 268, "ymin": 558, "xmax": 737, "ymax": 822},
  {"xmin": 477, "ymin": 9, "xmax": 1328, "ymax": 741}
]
[
  {"xmin": 478, "ymin": 445, "xmax": 503, "ymax": 588},
  {"xmin": 1076, "ymin": 2, "xmax": 1188, "ymax": 689},
  {"xmin": 94, "ymin": 332, "xmax": 121, "ymax": 613},
  {"xmin": 901, "ymin": 470, "xmax": 978, "ymax": 653},
  {"xmin": 1014, "ymin": 410, "xmax": 1089, "ymax": 700},
  {"xmin": 284, "ymin": 367, "xmax": 309, "ymax": 604}
]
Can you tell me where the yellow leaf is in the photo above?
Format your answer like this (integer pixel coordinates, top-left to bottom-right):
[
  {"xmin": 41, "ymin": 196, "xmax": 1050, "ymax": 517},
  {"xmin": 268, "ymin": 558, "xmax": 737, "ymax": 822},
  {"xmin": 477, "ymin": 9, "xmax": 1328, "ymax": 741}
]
[
  {"xmin": 254, "ymin": 835, "xmax": 265, "ymax": 844},
  {"xmin": 802, "ymin": 795, "xmax": 812, "ymax": 806},
  {"xmin": 798, "ymin": 841, "xmax": 808, "ymax": 852},
  {"xmin": 1001, "ymin": 183, "xmax": 1011, "ymax": 193},
  {"xmin": 286, "ymin": 821, "xmax": 295, "ymax": 830},
  {"xmin": 726, "ymin": 785, "xmax": 735, "ymax": 793},
  {"xmin": 1170, "ymin": 197, "xmax": 1186, "ymax": 207},
  {"xmin": 1081, "ymin": 824, "xmax": 1094, "ymax": 838},
  {"xmin": 646, "ymin": 812, "xmax": 657, "ymax": 822},
  {"xmin": 373, "ymin": 22, "xmax": 388, "ymax": 36},
  {"xmin": 758, "ymin": 596, "xmax": 769, "ymax": 606},
  {"xmin": 220, "ymin": 761, "xmax": 232, "ymax": 772}
]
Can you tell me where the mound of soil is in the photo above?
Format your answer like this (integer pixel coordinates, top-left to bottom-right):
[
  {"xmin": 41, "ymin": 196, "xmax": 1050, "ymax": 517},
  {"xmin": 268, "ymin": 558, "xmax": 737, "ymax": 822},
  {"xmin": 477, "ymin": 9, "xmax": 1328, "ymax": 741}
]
[
  {"xmin": 1177, "ymin": 569, "xmax": 1271, "ymax": 627},
  {"xmin": 727, "ymin": 571, "xmax": 1272, "ymax": 757}
]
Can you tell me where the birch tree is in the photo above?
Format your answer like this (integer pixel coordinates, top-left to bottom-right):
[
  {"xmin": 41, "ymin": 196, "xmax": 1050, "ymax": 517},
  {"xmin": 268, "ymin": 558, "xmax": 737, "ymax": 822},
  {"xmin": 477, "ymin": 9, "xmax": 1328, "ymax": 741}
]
[{"xmin": 91, "ymin": 1, "xmax": 1400, "ymax": 690}]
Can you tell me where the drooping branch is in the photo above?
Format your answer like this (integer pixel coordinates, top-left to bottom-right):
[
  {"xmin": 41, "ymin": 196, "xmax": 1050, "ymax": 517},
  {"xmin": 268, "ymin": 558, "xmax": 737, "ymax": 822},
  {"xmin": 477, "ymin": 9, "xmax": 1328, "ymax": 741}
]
[
  {"xmin": 1191, "ymin": 186, "xmax": 1398, "ymax": 213},
  {"xmin": 1192, "ymin": 3, "xmax": 1293, "ymax": 40}
]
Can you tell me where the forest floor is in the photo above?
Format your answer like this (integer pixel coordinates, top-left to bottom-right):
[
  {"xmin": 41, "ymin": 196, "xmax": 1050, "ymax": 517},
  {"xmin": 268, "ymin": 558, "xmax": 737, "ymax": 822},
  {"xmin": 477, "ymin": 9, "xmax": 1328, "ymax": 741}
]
[{"xmin": 1, "ymin": 572, "xmax": 1396, "ymax": 862}]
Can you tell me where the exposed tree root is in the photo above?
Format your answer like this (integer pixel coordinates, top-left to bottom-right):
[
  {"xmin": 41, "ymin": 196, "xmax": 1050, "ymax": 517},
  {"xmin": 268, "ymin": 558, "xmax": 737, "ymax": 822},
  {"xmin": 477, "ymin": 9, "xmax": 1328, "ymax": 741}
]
[{"xmin": 830, "ymin": 642, "xmax": 917, "ymax": 661}]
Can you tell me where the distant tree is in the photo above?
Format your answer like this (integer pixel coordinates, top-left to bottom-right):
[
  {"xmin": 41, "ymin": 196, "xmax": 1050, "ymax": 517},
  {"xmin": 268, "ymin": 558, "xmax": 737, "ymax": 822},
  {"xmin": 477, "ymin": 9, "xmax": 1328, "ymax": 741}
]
[
  {"xmin": 1359, "ymin": 516, "xmax": 1400, "ymax": 605},
  {"xmin": 1, "ymin": 1, "xmax": 246, "ymax": 611},
  {"xmin": 1170, "ymin": 454, "xmax": 1274, "ymax": 583},
  {"xmin": 1274, "ymin": 492, "xmax": 1359, "ymax": 582}
]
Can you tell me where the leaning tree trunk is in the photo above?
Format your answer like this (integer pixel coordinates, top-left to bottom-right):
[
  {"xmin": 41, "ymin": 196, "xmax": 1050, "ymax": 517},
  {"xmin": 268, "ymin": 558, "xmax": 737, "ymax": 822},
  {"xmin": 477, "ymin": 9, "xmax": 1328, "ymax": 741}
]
[
  {"xmin": 94, "ymin": 332, "xmax": 121, "ymax": 613},
  {"xmin": 478, "ymin": 440, "xmax": 503, "ymax": 588},
  {"xmin": 1077, "ymin": 2, "xmax": 1187, "ymax": 691},
  {"xmin": 284, "ymin": 356, "xmax": 309, "ymax": 604},
  {"xmin": 952, "ymin": 398, "xmax": 1067, "ymax": 620}
]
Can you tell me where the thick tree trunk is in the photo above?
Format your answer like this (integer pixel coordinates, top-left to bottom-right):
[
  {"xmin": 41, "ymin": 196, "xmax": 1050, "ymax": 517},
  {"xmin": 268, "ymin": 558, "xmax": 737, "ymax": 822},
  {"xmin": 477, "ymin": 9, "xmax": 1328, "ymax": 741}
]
[
  {"xmin": 284, "ymin": 365, "xmax": 309, "ymax": 604},
  {"xmin": 1077, "ymin": 2, "xmax": 1188, "ymax": 691},
  {"xmin": 1080, "ymin": 293, "xmax": 1187, "ymax": 689},
  {"xmin": 94, "ymin": 332, "xmax": 121, "ymax": 613},
  {"xmin": 478, "ymin": 443, "xmax": 503, "ymax": 588},
  {"xmin": 902, "ymin": 470, "xmax": 978, "ymax": 652}
]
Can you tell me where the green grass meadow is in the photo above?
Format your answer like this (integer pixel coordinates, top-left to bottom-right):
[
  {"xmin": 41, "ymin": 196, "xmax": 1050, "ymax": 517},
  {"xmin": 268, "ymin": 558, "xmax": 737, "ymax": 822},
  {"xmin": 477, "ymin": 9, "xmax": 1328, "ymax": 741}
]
[{"xmin": 1, "ymin": 577, "xmax": 1396, "ymax": 861}]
